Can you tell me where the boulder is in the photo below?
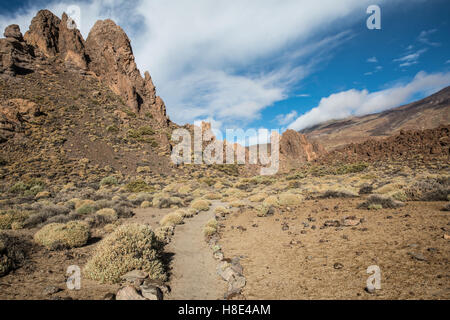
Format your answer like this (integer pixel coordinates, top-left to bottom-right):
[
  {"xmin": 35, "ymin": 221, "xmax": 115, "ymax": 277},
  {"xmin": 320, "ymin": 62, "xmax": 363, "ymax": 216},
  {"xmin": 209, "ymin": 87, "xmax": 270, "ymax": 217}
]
[
  {"xmin": 116, "ymin": 286, "xmax": 146, "ymax": 300},
  {"xmin": 4, "ymin": 25, "xmax": 23, "ymax": 41}
]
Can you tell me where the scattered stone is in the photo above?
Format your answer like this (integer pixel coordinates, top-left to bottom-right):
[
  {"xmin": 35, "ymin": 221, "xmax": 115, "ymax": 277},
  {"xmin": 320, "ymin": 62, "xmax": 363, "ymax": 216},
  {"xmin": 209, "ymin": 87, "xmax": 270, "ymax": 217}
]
[
  {"xmin": 43, "ymin": 285, "xmax": 61, "ymax": 295},
  {"xmin": 120, "ymin": 269, "xmax": 148, "ymax": 283},
  {"xmin": 140, "ymin": 284, "xmax": 163, "ymax": 300},
  {"xmin": 342, "ymin": 216, "xmax": 360, "ymax": 227},
  {"xmin": 408, "ymin": 252, "xmax": 427, "ymax": 261},
  {"xmin": 116, "ymin": 286, "xmax": 146, "ymax": 300},
  {"xmin": 333, "ymin": 263, "xmax": 344, "ymax": 270},
  {"xmin": 103, "ymin": 293, "xmax": 115, "ymax": 300}
]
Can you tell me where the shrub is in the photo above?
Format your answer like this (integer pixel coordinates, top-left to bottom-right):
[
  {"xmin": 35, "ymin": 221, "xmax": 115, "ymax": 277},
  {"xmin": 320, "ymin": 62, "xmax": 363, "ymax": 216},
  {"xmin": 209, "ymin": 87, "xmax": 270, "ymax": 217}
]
[
  {"xmin": 0, "ymin": 233, "xmax": 31, "ymax": 277},
  {"xmin": 263, "ymin": 196, "xmax": 279, "ymax": 207},
  {"xmin": 23, "ymin": 203, "xmax": 71, "ymax": 228},
  {"xmin": 405, "ymin": 178, "xmax": 449, "ymax": 201},
  {"xmin": 191, "ymin": 199, "xmax": 211, "ymax": 211},
  {"xmin": 76, "ymin": 204, "xmax": 96, "ymax": 215},
  {"xmin": 0, "ymin": 210, "xmax": 30, "ymax": 230},
  {"xmin": 257, "ymin": 205, "xmax": 275, "ymax": 217},
  {"xmin": 249, "ymin": 193, "xmax": 267, "ymax": 202},
  {"xmin": 34, "ymin": 221, "xmax": 90, "ymax": 250},
  {"xmin": 83, "ymin": 224, "xmax": 166, "ymax": 284},
  {"xmin": 358, "ymin": 195, "xmax": 405, "ymax": 210},
  {"xmin": 159, "ymin": 212, "xmax": 184, "ymax": 227},
  {"xmin": 100, "ymin": 176, "xmax": 118, "ymax": 187},
  {"xmin": 141, "ymin": 200, "xmax": 151, "ymax": 208},
  {"xmin": 320, "ymin": 188, "xmax": 359, "ymax": 199},
  {"xmin": 279, "ymin": 193, "xmax": 304, "ymax": 206},
  {"xmin": 96, "ymin": 208, "xmax": 118, "ymax": 222},
  {"xmin": 204, "ymin": 193, "xmax": 222, "ymax": 200},
  {"xmin": 126, "ymin": 180, "xmax": 154, "ymax": 193},
  {"xmin": 368, "ymin": 204, "xmax": 383, "ymax": 210},
  {"xmin": 214, "ymin": 206, "xmax": 229, "ymax": 215}
]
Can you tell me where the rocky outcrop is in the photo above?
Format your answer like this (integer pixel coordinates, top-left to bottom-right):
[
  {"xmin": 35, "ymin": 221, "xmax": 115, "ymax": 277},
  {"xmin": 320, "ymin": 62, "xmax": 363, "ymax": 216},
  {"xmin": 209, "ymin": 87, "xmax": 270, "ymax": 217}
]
[
  {"xmin": 58, "ymin": 13, "xmax": 88, "ymax": 69},
  {"xmin": 0, "ymin": 99, "xmax": 43, "ymax": 143},
  {"xmin": 85, "ymin": 19, "xmax": 169, "ymax": 126},
  {"xmin": 4, "ymin": 25, "xmax": 23, "ymax": 41},
  {"xmin": 0, "ymin": 25, "xmax": 35, "ymax": 76},
  {"xmin": 24, "ymin": 9, "xmax": 60, "ymax": 57},
  {"xmin": 280, "ymin": 129, "xmax": 325, "ymax": 162},
  {"xmin": 23, "ymin": 10, "xmax": 87, "ymax": 69},
  {"xmin": 1, "ymin": 10, "xmax": 169, "ymax": 126}
]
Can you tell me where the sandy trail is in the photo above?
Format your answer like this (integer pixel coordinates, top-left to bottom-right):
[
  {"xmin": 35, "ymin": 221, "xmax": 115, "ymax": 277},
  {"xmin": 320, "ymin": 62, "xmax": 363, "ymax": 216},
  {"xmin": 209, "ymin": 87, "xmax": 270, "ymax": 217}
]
[
  {"xmin": 133, "ymin": 203, "xmax": 226, "ymax": 300},
  {"xmin": 165, "ymin": 202, "xmax": 226, "ymax": 300}
]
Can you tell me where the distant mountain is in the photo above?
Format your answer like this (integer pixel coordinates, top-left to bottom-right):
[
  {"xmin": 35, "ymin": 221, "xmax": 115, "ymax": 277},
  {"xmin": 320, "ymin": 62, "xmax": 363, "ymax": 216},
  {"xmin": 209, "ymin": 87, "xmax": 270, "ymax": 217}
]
[{"xmin": 300, "ymin": 86, "xmax": 450, "ymax": 150}]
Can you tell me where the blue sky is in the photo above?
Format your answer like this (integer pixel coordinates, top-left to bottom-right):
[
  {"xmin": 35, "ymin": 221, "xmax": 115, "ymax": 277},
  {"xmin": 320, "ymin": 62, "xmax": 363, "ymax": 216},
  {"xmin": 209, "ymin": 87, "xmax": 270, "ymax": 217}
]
[{"xmin": 1, "ymin": 0, "xmax": 449, "ymax": 143}]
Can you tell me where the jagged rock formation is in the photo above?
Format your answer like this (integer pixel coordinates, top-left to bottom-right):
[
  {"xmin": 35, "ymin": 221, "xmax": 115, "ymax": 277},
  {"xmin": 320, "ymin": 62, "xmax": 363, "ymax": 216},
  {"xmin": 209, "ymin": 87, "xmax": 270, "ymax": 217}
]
[
  {"xmin": 1, "ymin": 9, "xmax": 168, "ymax": 127},
  {"xmin": 280, "ymin": 129, "xmax": 325, "ymax": 162},
  {"xmin": 85, "ymin": 19, "xmax": 168, "ymax": 125},
  {"xmin": 0, "ymin": 25, "xmax": 35, "ymax": 76}
]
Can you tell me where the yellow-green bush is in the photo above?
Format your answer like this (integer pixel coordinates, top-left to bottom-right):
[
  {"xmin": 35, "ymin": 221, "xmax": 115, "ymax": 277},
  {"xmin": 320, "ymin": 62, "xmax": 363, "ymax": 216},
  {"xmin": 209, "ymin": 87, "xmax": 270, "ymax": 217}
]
[
  {"xmin": 249, "ymin": 193, "xmax": 267, "ymax": 202},
  {"xmin": 140, "ymin": 200, "xmax": 151, "ymax": 208},
  {"xmin": 204, "ymin": 192, "xmax": 222, "ymax": 200},
  {"xmin": 263, "ymin": 195, "xmax": 279, "ymax": 207},
  {"xmin": 191, "ymin": 199, "xmax": 211, "ymax": 211},
  {"xmin": 34, "ymin": 221, "xmax": 90, "ymax": 250},
  {"xmin": 83, "ymin": 224, "xmax": 166, "ymax": 284},
  {"xmin": 96, "ymin": 208, "xmax": 118, "ymax": 221},
  {"xmin": 159, "ymin": 212, "xmax": 184, "ymax": 227},
  {"xmin": 0, "ymin": 210, "xmax": 30, "ymax": 230},
  {"xmin": 278, "ymin": 193, "xmax": 304, "ymax": 206}
]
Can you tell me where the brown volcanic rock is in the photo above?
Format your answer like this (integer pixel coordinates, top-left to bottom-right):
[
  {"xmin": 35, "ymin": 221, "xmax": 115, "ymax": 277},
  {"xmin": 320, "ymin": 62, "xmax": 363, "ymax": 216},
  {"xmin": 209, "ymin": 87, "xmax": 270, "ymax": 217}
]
[
  {"xmin": 0, "ymin": 25, "xmax": 35, "ymax": 76},
  {"xmin": 58, "ymin": 13, "xmax": 87, "ymax": 69},
  {"xmin": 4, "ymin": 24, "xmax": 23, "ymax": 41},
  {"xmin": 85, "ymin": 19, "xmax": 168, "ymax": 126},
  {"xmin": 320, "ymin": 125, "xmax": 450, "ymax": 164},
  {"xmin": 24, "ymin": 9, "xmax": 61, "ymax": 57},
  {"xmin": 280, "ymin": 129, "xmax": 325, "ymax": 162}
]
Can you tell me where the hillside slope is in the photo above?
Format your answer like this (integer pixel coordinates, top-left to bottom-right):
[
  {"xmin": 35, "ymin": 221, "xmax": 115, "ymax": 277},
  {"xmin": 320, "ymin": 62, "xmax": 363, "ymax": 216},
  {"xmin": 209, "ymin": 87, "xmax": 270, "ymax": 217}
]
[{"xmin": 301, "ymin": 86, "xmax": 450, "ymax": 150}]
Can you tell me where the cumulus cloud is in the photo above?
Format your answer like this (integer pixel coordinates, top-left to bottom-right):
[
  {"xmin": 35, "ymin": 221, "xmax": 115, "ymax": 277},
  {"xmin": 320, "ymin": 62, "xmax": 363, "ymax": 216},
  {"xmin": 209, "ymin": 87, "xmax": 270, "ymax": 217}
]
[
  {"xmin": 0, "ymin": 0, "xmax": 408, "ymax": 129},
  {"xmin": 288, "ymin": 71, "xmax": 450, "ymax": 131},
  {"xmin": 276, "ymin": 111, "xmax": 298, "ymax": 126},
  {"xmin": 367, "ymin": 56, "xmax": 378, "ymax": 63}
]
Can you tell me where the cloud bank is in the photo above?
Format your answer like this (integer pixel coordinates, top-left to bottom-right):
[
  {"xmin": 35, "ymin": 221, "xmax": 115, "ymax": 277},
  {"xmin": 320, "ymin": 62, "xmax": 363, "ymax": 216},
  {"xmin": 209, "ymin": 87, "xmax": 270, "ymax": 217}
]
[
  {"xmin": 288, "ymin": 71, "xmax": 450, "ymax": 131},
  {"xmin": 1, "ymin": 0, "xmax": 394, "ymax": 128}
]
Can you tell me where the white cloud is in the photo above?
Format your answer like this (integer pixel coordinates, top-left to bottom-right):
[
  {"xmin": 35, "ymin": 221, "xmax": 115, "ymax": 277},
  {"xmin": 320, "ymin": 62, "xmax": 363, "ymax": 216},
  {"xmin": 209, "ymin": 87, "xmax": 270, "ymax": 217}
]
[
  {"xmin": 288, "ymin": 71, "xmax": 450, "ymax": 131},
  {"xmin": 0, "ymin": 0, "xmax": 408, "ymax": 130},
  {"xmin": 275, "ymin": 111, "xmax": 298, "ymax": 126},
  {"xmin": 418, "ymin": 29, "xmax": 440, "ymax": 47},
  {"xmin": 394, "ymin": 48, "xmax": 427, "ymax": 68},
  {"xmin": 367, "ymin": 56, "xmax": 378, "ymax": 63}
]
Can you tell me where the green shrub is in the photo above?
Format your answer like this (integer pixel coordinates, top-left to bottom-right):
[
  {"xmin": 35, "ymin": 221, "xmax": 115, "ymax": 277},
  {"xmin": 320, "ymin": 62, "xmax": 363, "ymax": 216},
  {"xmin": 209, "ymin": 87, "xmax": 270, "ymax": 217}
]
[
  {"xmin": 34, "ymin": 221, "xmax": 90, "ymax": 250},
  {"xmin": 83, "ymin": 224, "xmax": 166, "ymax": 284},
  {"xmin": 126, "ymin": 180, "xmax": 154, "ymax": 193},
  {"xmin": 100, "ymin": 176, "xmax": 119, "ymax": 187},
  {"xmin": 0, "ymin": 210, "xmax": 30, "ymax": 230},
  {"xmin": 76, "ymin": 204, "xmax": 95, "ymax": 215},
  {"xmin": 191, "ymin": 199, "xmax": 211, "ymax": 211}
]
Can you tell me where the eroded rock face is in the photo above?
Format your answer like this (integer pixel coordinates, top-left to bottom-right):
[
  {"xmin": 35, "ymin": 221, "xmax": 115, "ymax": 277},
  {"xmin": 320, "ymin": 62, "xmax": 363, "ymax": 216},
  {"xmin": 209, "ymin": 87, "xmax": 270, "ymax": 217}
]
[
  {"xmin": 1, "ymin": 25, "xmax": 35, "ymax": 76},
  {"xmin": 85, "ymin": 19, "xmax": 168, "ymax": 126},
  {"xmin": 24, "ymin": 9, "xmax": 61, "ymax": 57},
  {"xmin": 4, "ymin": 25, "xmax": 23, "ymax": 41},
  {"xmin": 58, "ymin": 13, "xmax": 87, "ymax": 69},
  {"xmin": 280, "ymin": 129, "xmax": 325, "ymax": 162}
]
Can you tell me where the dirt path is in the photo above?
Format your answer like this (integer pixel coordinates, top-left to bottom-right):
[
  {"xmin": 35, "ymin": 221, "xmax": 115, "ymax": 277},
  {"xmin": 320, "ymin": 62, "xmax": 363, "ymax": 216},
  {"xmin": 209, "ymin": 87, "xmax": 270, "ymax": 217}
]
[{"xmin": 165, "ymin": 202, "xmax": 226, "ymax": 300}]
